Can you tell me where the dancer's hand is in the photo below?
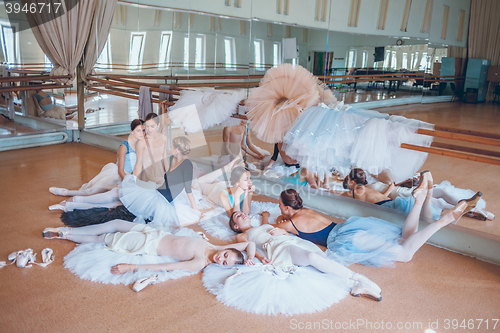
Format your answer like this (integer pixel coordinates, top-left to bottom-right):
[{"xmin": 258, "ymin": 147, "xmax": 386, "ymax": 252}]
[
  {"xmin": 269, "ymin": 228, "xmax": 288, "ymax": 236},
  {"xmin": 111, "ymin": 263, "xmax": 136, "ymax": 275},
  {"xmin": 244, "ymin": 258, "xmax": 255, "ymax": 266},
  {"xmin": 261, "ymin": 258, "xmax": 274, "ymax": 265},
  {"xmin": 261, "ymin": 211, "xmax": 270, "ymax": 219}
]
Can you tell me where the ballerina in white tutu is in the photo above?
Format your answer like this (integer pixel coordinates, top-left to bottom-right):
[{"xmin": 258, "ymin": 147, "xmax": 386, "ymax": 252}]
[
  {"xmin": 273, "ymin": 180, "xmax": 481, "ymax": 267},
  {"xmin": 49, "ymin": 119, "xmax": 145, "ymax": 197},
  {"xmin": 42, "ymin": 220, "xmax": 256, "ymax": 273},
  {"xmin": 229, "ymin": 211, "xmax": 382, "ymax": 301}
]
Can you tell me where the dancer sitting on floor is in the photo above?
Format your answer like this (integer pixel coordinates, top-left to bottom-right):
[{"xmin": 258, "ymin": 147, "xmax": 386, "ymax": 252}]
[
  {"xmin": 229, "ymin": 211, "xmax": 382, "ymax": 301},
  {"xmin": 219, "ymin": 120, "xmax": 266, "ymax": 166},
  {"xmin": 194, "ymin": 165, "xmax": 254, "ymax": 218},
  {"xmin": 270, "ymin": 179, "xmax": 481, "ymax": 267},
  {"xmin": 42, "ymin": 220, "xmax": 255, "ymax": 273},
  {"xmin": 49, "ymin": 119, "xmax": 145, "ymax": 197}
]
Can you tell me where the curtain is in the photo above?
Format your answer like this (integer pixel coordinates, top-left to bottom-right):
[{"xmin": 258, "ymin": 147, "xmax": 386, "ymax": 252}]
[
  {"xmin": 467, "ymin": 0, "xmax": 500, "ymax": 100},
  {"xmin": 26, "ymin": 0, "xmax": 96, "ymax": 83},
  {"xmin": 82, "ymin": 0, "xmax": 118, "ymax": 79}
]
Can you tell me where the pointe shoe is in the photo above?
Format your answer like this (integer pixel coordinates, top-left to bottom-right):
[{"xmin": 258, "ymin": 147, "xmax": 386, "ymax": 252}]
[
  {"xmin": 425, "ymin": 171, "xmax": 434, "ymax": 190},
  {"xmin": 440, "ymin": 192, "xmax": 482, "ymax": 226},
  {"xmin": 350, "ymin": 281, "xmax": 382, "ymax": 302},
  {"xmin": 49, "ymin": 187, "xmax": 68, "ymax": 196},
  {"xmin": 412, "ymin": 173, "xmax": 428, "ymax": 200},
  {"xmin": 351, "ymin": 273, "xmax": 382, "ymax": 295},
  {"xmin": 43, "ymin": 227, "xmax": 71, "ymax": 239},
  {"xmin": 48, "ymin": 202, "xmax": 66, "ymax": 211},
  {"xmin": 468, "ymin": 208, "xmax": 495, "ymax": 221},
  {"xmin": 132, "ymin": 274, "xmax": 159, "ymax": 292}
]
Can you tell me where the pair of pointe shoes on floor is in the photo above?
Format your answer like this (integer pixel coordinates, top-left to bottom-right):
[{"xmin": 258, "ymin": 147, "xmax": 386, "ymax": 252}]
[
  {"xmin": 412, "ymin": 171, "xmax": 482, "ymax": 225},
  {"xmin": 350, "ymin": 273, "xmax": 382, "ymax": 302}
]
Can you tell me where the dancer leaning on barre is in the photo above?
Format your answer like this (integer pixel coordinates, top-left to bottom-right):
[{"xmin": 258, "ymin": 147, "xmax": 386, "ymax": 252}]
[
  {"xmin": 49, "ymin": 119, "xmax": 145, "ymax": 198},
  {"xmin": 42, "ymin": 220, "xmax": 256, "ymax": 273},
  {"xmin": 270, "ymin": 174, "xmax": 481, "ymax": 267}
]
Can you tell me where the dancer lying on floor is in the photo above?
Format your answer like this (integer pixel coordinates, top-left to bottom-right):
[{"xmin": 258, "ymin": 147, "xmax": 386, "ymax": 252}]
[
  {"xmin": 270, "ymin": 178, "xmax": 481, "ymax": 267},
  {"xmin": 229, "ymin": 211, "xmax": 382, "ymax": 301},
  {"xmin": 49, "ymin": 119, "xmax": 145, "ymax": 197},
  {"xmin": 43, "ymin": 219, "xmax": 255, "ymax": 272},
  {"xmin": 344, "ymin": 168, "xmax": 493, "ymax": 220},
  {"xmin": 194, "ymin": 165, "xmax": 254, "ymax": 218}
]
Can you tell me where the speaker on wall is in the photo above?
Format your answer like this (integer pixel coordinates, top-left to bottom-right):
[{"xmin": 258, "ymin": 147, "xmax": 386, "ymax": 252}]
[{"xmin": 374, "ymin": 47, "xmax": 385, "ymax": 62}]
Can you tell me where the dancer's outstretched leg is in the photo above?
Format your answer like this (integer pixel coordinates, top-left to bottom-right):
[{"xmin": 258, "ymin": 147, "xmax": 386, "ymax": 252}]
[
  {"xmin": 401, "ymin": 174, "xmax": 428, "ymax": 240},
  {"xmin": 43, "ymin": 219, "xmax": 137, "ymax": 243},
  {"xmin": 397, "ymin": 192, "xmax": 481, "ymax": 262},
  {"xmin": 288, "ymin": 245, "xmax": 382, "ymax": 300},
  {"xmin": 193, "ymin": 155, "xmax": 242, "ymax": 186},
  {"xmin": 421, "ymin": 172, "xmax": 434, "ymax": 220}
]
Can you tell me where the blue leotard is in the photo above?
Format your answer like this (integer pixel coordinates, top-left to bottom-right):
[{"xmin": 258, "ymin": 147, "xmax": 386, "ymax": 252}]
[
  {"xmin": 282, "ymin": 168, "xmax": 308, "ymax": 186},
  {"xmin": 290, "ymin": 219, "xmax": 336, "ymax": 247},
  {"xmin": 219, "ymin": 189, "xmax": 245, "ymax": 210},
  {"xmin": 117, "ymin": 140, "xmax": 137, "ymax": 174}
]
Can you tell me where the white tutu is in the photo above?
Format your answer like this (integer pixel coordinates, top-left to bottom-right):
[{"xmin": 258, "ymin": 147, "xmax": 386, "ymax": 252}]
[
  {"xmin": 119, "ymin": 175, "xmax": 201, "ymax": 231},
  {"xmin": 433, "ymin": 180, "xmax": 487, "ymax": 211},
  {"xmin": 202, "ymin": 262, "xmax": 350, "ymax": 316},
  {"xmin": 350, "ymin": 118, "xmax": 433, "ymax": 184},
  {"xmin": 64, "ymin": 228, "xmax": 201, "ymax": 285},
  {"xmin": 79, "ymin": 163, "xmax": 122, "ymax": 193},
  {"xmin": 199, "ymin": 201, "xmax": 282, "ymax": 241},
  {"xmin": 283, "ymin": 104, "xmax": 367, "ymax": 176},
  {"xmin": 169, "ymin": 90, "xmax": 246, "ymax": 133}
]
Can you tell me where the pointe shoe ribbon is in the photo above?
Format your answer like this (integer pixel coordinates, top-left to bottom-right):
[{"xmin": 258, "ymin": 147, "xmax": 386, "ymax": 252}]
[{"xmin": 4, "ymin": 248, "xmax": 53, "ymax": 268}]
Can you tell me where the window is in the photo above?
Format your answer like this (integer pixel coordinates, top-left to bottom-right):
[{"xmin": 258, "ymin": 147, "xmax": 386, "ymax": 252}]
[
  {"xmin": 383, "ymin": 50, "xmax": 390, "ymax": 68},
  {"xmin": 183, "ymin": 35, "xmax": 190, "ymax": 70},
  {"xmin": 96, "ymin": 36, "xmax": 112, "ymax": 70},
  {"xmin": 0, "ymin": 23, "xmax": 17, "ymax": 64},
  {"xmin": 410, "ymin": 53, "xmax": 414, "ymax": 69},
  {"xmin": 347, "ymin": 49, "xmax": 356, "ymax": 68},
  {"xmin": 273, "ymin": 42, "xmax": 281, "ymax": 67},
  {"xmin": 419, "ymin": 52, "xmax": 428, "ymax": 70},
  {"xmin": 44, "ymin": 54, "xmax": 53, "ymax": 70},
  {"xmin": 254, "ymin": 39, "xmax": 264, "ymax": 70},
  {"xmin": 195, "ymin": 34, "xmax": 206, "ymax": 70},
  {"xmin": 224, "ymin": 37, "xmax": 236, "ymax": 70},
  {"xmin": 362, "ymin": 51, "xmax": 368, "ymax": 68},
  {"xmin": 402, "ymin": 53, "xmax": 408, "ymax": 69},
  {"xmin": 413, "ymin": 51, "xmax": 419, "ymax": 69},
  {"xmin": 129, "ymin": 32, "xmax": 146, "ymax": 71},
  {"xmin": 391, "ymin": 51, "xmax": 397, "ymax": 69},
  {"xmin": 158, "ymin": 32, "xmax": 172, "ymax": 70}
]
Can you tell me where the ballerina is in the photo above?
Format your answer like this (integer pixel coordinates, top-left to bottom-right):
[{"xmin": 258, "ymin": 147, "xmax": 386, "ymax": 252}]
[
  {"xmin": 139, "ymin": 112, "xmax": 169, "ymax": 187},
  {"xmin": 42, "ymin": 220, "xmax": 255, "ymax": 273},
  {"xmin": 194, "ymin": 166, "xmax": 254, "ymax": 218},
  {"xmin": 271, "ymin": 182, "xmax": 481, "ymax": 267},
  {"xmin": 49, "ymin": 119, "xmax": 145, "ymax": 198},
  {"xmin": 228, "ymin": 210, "xmax": 382, "ymax": 301}
]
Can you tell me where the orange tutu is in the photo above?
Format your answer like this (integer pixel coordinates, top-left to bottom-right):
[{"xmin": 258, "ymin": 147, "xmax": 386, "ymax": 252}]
[{"xmin": 246, "ymin": 64, "xmax": 320, "ymax": 143}]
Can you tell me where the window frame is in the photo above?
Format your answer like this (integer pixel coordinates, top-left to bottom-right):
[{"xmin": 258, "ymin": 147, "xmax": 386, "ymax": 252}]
[
  {"xmin": 224, "ymin": 36, "xmax": 236, "ymax": 71},
  {"xmin": 194, "ymin": 34, "xmax": 206, "ymax": 70},
  {"xmin": 128, "ymin": 32, "xmax": 146, "ymax": 72},
  {"xmin": 158, "ymin": 31, "xmax": 173, "ymax": 70},
  {"xmin": 0, "ymin": 20, "xmax": 19, "ymax": 65},
  {"xmin": 254, "ymin": 39, "xmax": 265, "ymax": 71}
]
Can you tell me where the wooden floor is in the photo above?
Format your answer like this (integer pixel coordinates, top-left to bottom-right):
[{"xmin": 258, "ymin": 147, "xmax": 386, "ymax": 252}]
[
  {"xmin": 0, "ymin": 142, "xmax": 499, "ymax": 332},
  {"xmin": 1, "ymin": 94, "xmax": 500, "ymax": 332}
]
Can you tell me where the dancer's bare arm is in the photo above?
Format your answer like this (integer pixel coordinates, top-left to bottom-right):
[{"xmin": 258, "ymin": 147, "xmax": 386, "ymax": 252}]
[
  {"xmin": 111, "ymin": 259, "xmax": 205, "ymax": 274},
  {"xmin": 133, "ymin": 140, "xmax": 146, "ymax": 177}
]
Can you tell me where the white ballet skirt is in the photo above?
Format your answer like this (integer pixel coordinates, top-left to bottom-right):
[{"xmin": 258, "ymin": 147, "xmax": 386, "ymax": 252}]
[
  {"xmin": 202, "ymin": 261, "xmax": 350, "ymax": 316},
  {"xmin": 64, "ymin": 227, "xmax": 202, "ymax": 285},
  {"xmin": 119, "ymin": 175, "xmax": 201, "ymax": 231},
  {"xmin": 199, "ymin": 201, "xmax": 282, "ymax": 242},
  {"xmin": 350, "ymin": 118, "xmax": 433, "ymax": 184},
  {"xmin": 283, "ymin": 104, "xmax": 367, "ymax": 176},
  {"xmin": 169, "ymin": 89, "xmax": 246, "ymax": 133},
  {"xmin": 432, "ymin": 180, "xmax": 487, "ymax": 211},
  {"xmin": 79, "ymin": 163, "xmax": 122, "ymax": 193}
]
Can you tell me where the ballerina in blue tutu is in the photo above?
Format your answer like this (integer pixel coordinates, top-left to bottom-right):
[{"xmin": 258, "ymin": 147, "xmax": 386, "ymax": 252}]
[{"xmin": 271, "ymin": 172, "xmax": 481, "ymax": 267}]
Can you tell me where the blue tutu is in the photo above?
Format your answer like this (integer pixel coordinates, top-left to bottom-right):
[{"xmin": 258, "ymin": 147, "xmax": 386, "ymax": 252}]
[
  {"xmin": 326, "ymin": 216, "xmax": 402, "ymax": 267},
  {"xmin": 380, "ymin": 196, "xmax": 442, "ymax": 220}
]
